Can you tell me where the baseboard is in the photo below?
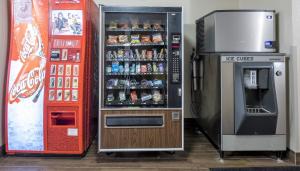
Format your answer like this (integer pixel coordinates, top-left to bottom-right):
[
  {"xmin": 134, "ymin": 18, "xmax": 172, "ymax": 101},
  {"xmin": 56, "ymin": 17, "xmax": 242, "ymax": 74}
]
[{"xmin": 287, "ymin": 148, "xmax": 300, "ymax": 165}]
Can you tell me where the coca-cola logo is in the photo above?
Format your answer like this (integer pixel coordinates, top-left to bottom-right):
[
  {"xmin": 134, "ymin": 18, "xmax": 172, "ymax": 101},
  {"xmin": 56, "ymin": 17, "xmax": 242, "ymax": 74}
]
[
  {"xmin": 19, "ymin": 25, "xmax": 40, "ymax": 63},
  {"xmin": 9, "ymin": 22, "xmax": 46, "ymax": 104},
  {"xmin": 9, "ymin": 66, "xmax": 45, "ymax": 104}
]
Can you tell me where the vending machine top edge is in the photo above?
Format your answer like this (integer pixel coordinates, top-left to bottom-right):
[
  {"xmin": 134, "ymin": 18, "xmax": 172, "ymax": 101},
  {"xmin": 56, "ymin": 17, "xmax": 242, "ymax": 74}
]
[{"xmin": 94, "ymin": 5, "xmax": 184, "ymax": 152}]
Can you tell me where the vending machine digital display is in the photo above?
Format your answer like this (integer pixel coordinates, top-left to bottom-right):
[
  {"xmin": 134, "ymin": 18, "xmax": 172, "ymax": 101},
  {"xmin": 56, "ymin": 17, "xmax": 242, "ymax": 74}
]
[
  {"xmin": 91, "ymin": 5, "xmax": 184, "ymax": 152},
  {"xmin": 5, "ymin": 0, "xmax": 96, "ymax": 155}
]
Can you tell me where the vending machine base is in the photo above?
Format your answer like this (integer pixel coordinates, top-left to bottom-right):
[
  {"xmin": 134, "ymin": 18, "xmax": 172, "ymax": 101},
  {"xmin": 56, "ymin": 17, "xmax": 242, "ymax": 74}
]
[{"xmin": 99, "ymin": 109, "xmax": 183, "ymax": 152}]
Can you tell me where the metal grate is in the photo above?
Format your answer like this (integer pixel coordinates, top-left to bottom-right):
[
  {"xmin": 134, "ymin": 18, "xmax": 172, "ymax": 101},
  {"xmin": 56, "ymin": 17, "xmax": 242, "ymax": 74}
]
[{"xmin": 246, "ymin": 107, "xmax": 271, "ymax": 114}]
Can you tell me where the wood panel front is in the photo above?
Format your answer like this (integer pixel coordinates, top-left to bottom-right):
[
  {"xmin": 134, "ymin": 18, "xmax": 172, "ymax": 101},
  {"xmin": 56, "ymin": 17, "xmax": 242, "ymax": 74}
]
[{"xmin": 100, "ymin": 110, "xmax": 182, "ymax": 149}]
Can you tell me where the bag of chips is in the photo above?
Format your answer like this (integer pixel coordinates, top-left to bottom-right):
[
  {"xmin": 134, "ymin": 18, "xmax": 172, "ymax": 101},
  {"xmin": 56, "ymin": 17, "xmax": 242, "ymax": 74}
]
[
  {"xmin": 107, "ymin": 35, "xmax": 118, "ymax": 44},
  {"xmin": 152, "ymin": 33, "xmax": 163, "ymax": 43},
  {"xmin": 118, "ymin": 35, "xmax": 129, "ymax": 44},
  {"xmin": 131, "ymin": 35, "xmax": 141, "ymax": 44},
  {"xmin": 143, "ymin": 21, "xmax": 151, "ymax": 30},
  {"xmin": 141, "ymin": 35, "xmax": 151, "ymax": 44},
  {"xmin": 108, "ymin": 21, "xmax": 118, "ymax": 30}
]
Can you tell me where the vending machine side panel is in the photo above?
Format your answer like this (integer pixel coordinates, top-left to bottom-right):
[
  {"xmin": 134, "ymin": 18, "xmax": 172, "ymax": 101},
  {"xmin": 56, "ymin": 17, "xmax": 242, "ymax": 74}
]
[{"xmin": 5, "ymin": 0, "xmax": 49, "ymax": 153}]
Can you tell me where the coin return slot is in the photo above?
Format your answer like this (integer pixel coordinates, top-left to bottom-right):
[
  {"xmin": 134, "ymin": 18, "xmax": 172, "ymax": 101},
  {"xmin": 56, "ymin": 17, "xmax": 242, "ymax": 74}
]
[
  {"xmin": 105, "ymin": 115, "xmax": 164, "ymax": 127},
  {"xmin": 51, "ymin": 112, "xmax": 75, "ymax": 126}
]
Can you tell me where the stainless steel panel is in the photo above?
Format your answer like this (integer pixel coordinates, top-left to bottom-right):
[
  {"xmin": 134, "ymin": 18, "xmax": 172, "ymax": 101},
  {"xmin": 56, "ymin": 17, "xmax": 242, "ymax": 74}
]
[
  {"xmin": 198, "ymin": 11, "xmax": 276, "ymax": 53},
  {"xmin": 221, "ymin": 62, "xmax": 234, "ymax": 134},
  {"xmin": 195, "ymin": 54, "xmax": 221, "ymax": 147},
  {"xmin": 222, "ymin": 135, "xmax": 286, "ymax": 151},
  {"xmin": 274, "ymin": 61, "xmax": 286, "ymax": 134},
  {"xmin": 204, "ymin": 14, "xmax": 215, "ymax": 52},
  {"xmin": 215, "ymin": 11, "xmax": 275, "ymax": 52}
]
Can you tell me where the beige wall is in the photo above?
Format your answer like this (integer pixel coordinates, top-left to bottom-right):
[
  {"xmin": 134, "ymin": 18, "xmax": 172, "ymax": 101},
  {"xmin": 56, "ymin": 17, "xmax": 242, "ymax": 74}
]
[
  {"xmin": 290, "ymin": 0, "xmax": 300, "ymax": 153},
  {"xmin": 0, "ymin": 0, "xmax": 8, "ymax": 146},
  {"xmin": 96, "ymin": 0, "xmax": 239, "ymax": 118}
]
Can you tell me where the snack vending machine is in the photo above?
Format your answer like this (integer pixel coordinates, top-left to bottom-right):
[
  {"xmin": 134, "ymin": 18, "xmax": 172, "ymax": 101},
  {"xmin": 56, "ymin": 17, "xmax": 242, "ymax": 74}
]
[
  {"xmin": 5, "ymin": 0, "xmax": 96, "ymax": 155},
  {"xmin": 92, "ymin": 5, "xmax": 184, "ymax": 152}
]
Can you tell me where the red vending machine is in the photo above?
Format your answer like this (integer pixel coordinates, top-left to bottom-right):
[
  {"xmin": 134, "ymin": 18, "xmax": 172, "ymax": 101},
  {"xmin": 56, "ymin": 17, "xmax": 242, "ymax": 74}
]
[{"xmin": 5, "ymin": 0, "xmax": 96, "ymax": 155}]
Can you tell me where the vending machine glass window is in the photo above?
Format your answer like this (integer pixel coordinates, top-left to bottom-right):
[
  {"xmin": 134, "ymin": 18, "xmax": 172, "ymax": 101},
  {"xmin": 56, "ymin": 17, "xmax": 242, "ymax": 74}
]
[{"xmin": 103, "ymin": 13, "xmax": 168, "ymax": 108}]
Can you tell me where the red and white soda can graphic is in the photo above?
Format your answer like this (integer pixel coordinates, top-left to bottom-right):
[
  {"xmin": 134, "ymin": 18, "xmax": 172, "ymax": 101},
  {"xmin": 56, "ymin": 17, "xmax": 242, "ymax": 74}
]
[{"xmin": 9, "ymin": 23, "xmax": 46, "ymax": 104}]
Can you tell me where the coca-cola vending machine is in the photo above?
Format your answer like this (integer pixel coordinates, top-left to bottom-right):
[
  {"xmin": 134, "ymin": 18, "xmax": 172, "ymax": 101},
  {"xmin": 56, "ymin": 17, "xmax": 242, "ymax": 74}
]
[{"xmin": 5, "ymin": 0, "xmax": 96, "ymax": 155}]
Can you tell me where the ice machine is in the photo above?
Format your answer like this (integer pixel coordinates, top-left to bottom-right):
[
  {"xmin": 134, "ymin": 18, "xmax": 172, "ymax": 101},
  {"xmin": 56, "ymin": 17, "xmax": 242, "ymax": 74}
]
[{"xmin": 193, "ymin": 10, "xmax": 287, "ymax": 158}]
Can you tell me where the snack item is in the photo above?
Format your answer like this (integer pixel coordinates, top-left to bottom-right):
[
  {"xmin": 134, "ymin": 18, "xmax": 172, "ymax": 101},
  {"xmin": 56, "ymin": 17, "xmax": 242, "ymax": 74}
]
[
  {"xmin": 143, "ymin": 21, "xmax": 151, "ymax": 30},
  {"xmin": 129, "ymin": 50, "xmax": 134, "ymax": 59},
  {"xmin": 107, "ymin": 79, "xmax": 118, "ymax": 88},
  {"xmin": 158, "ymin": 63, "xmax": 164, "ymax": 73},
  {"xmin": 152, "ymin": 33, "xmax": 163, "ymax": 43},
  {"xmin": 124, "ymin": 50, "xmax": 130, "ymax": 59},
  {"xmin": 106, "ymin": 65, "xmax": 112, "ymax": 74},
  {"xmin": 141, "ymin": 64, "xmax": 147, "ymax": 73},
  {"xmin": 130, "ymin": 79, "xmax": 138, "ymax": 87},
  {"xmin": 146, "ymin": 50, "xmax": 153, "ymax": 60},
  {"xmin": 107, "ymin": 93, "xmax": 114, "ymax": 102},
  {"xmin": 153, "ymin": 23, "xmax": 163, "ymax": 30},
  {"xmin": 131, "ymin": 35, "xmax": 140, "ymax": 44},
  {"xmin": 153, "ymin": 49, "xmax": 158, "ymax": 60},
  {"xmin": 158, "ymin": 48, "xmax": 164, "ymax": 59},
  {"xmin": 147, "ymin": 63, "xmax": 152, "ymax": 73},
  {"xmin": 119, "ymin": 64, "xmax": 124, "ymax": 73},
  {"xmin": 141, "ymin": 92, "xmax": 152, "ymax": 102},
  {"xmin": 119, "ymin": 22, "xmax": 129, "ymax": 29},
  {"xmin": 136, "ymin": 62, "xmax": 141, "ymax": 73},
  {"xmin": 141, "ymin": 50, "xmax": 146, "ymax": 60},
  {"xmin": 108, "ymin": 21, "xmax": 118, "ymax": 30},
  {"xmin": 124, "ymin": 62, "xmax": 130, "ymax": 73},
  {"xmin": 131, "ymin": 19, "xmax": 140, "ymax": 30},
  {"xmin": 113, "ymin": 51, "xmax": 118, "ymax": 59},
  {"xmin": 141, "ymin": 35, "xmax": 151, "ymax": 43},
  {"xmin": 119, "ymin": 79, "xmax": 130, "ymax": 87},
  {"xmin": 112, "ymin": 62, "xmax": 119, "ymax": 73},
  {"xmin": 118, "ymin": 35, "xmax": 129, "ymax": 44},
  {"xmin": 152, "ymin": 62, "xmax": 158, "ymax": 73},
  {"xmin": 119, "ymin": 91, "xmax": 126, "ymax": 101},
  {"xmin": 152, "ymin": 90, "xmax": 162, "ymax": 102},
  {"xmin": 135, "ymin": 49, "xmax": 140, "ymax": 59},
  {"xmin": 130, "ymin": 91, "xmax": 138, "ymax": 103},
  {"xmin": 130, "ymin": 63, "xmax": 136, "ymax": 73},
  {"xmin": 153, "ymin": 79, "xmax": 163, "ymax": 86},
  {"xmin": 107, "ymin": 35, "xmax": 118, "ymax": 44},
  {"xmin": 107, "ymin": 50, "xmax": 114, "ymax": 60},
  {"xmin": 117, "ymin": 49, "xmax": 124, "ymax": 59}
]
